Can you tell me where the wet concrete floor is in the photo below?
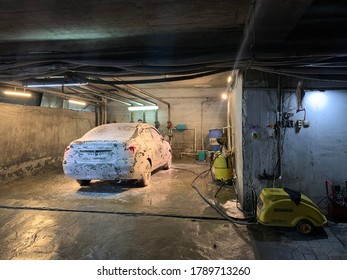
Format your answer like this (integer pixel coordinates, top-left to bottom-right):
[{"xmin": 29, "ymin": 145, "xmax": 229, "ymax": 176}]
[{"xmin": 0, "ymin": 158, "xmax": 347, "ymax": 260}]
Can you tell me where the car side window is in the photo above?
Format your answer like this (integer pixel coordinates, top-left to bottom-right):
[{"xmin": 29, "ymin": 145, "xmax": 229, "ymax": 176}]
[
  {"xmin": 140, "ymin": 128, "xmax": 153, "ymax": 142},
  {"xmin": 150, "ymin": 128, "xmax": 163, "ymax": 141}
]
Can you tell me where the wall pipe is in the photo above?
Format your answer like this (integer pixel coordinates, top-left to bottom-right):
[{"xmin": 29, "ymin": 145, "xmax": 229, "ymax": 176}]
[
  {"xmin": 200, "ymin": 99, "xmax": 211, "ymax": 150},
  {"xmin": 226, "ymin": 71, "xmax": 236, "ymax": 151},
  {"xmin": 227, "ymin": 91, "xmax": 232, "ymax": 150}
]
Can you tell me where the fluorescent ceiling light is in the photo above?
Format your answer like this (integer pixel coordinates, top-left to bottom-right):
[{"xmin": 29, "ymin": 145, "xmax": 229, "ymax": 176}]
[
  {"xmin": 128, "ymin": 105, "xmax": 158, "ymax": 112},
  {"xmin": 3, "ymin": 90, "xmax": 32, "ymax": 97},
  {"xmin": 26, "ymin": 82, "xmax": 88, "ymax": 88},
  {"xmin": 69, "ymin": 99, "xmax": 86, "ymax": 106}
]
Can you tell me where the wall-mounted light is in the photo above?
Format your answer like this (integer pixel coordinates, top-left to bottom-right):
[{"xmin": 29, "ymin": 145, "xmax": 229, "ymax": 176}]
[
  {"xmin": 307, "ymin": 91, "xmax": 328, "ymax": 110},
  {"xmin": 68, "ymin": 99, "xmax": 87, "ymax": 106},
  {"xmin": 128, "ymin": 105, "xmax": 158, "ymax": 112},
  {"xmin": 3, "ymin": 90, "xmax": 32, "ymax": 97},
  {"xmin": 26, "ymin": 82, "xmax": 88, "ymax": 88},
  {"xmin": 221, "ymin": 93, "xmax": 228, "ymax": 100}
]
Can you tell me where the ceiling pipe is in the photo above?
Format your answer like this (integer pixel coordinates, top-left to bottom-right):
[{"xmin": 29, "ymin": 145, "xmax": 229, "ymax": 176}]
[
  {"xmin": 71, "ymin": 75, "xmax": 144, "ymax": 106},
  {"xmin": 72, "ymin": 86, "xmax": 132, "ymax": 106},
  {"xmin": 112, "ymin": 77, "xmax": 171, "ymax": 122},
  {"xmin": 84, "ymin": 84, "xmax": 143, "ymax": 106},
  {"xmin": 71, "ymin": 69, "xmax": 227, "ymax": 85},
  {"xmin": 92, "ymin": 78, "xmax": 156, "ymax": 106},
  {"xmin": 111, "ymin": 85, "xmax": 157, "ymax": 106},
  {"xmin": 133, "ymin": 69, "xmax": 226, "ymax": 84}
]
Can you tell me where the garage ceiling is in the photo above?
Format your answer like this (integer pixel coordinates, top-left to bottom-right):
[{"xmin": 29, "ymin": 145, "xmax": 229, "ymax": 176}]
[{"xmin": 1, "ymin": 0, "xmax": 347, "ymax": 105}]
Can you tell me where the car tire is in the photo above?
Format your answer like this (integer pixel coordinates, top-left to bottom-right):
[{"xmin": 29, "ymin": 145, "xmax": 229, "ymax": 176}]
[
  {"xmin": 77, "ymin": 179, "xmax": 91, "ymax": 186},
  {"xmin": 296, "ymin": 220, "xmax": 313, "ymax": 235},
  {"xmin": 163, "ymin": 157, "xmax": 172, "ymax": 170},
  {"xmin": 140, "ymin": 160, "xmax": 152, "ymax": 187}
]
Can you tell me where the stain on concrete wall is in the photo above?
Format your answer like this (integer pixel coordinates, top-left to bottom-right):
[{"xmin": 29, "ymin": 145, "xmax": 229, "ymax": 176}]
[
  {"xmin": 242, "ymin": 89, "xmax": 279, "ymax": 209},
  {"xmin": 0, "ymin": 103, "xmax": 95, "ymax": 183}
]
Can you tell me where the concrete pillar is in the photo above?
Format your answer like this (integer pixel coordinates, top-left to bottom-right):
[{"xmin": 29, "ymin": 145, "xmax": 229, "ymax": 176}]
[{"xmin": 230, "ymin": 70, "xmax": 245, "ymax": 208}]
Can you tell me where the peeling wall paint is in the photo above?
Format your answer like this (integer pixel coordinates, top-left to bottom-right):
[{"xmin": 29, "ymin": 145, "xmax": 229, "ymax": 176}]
[{"xmin": 0, "ymin": 103, "xmax": 95, "ymax": 183}]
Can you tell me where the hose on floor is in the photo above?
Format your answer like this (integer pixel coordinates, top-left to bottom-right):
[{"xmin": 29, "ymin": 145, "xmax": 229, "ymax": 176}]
[{"xmin": 172, "ymin": 162, "xmax": 258, "ymax": 225}]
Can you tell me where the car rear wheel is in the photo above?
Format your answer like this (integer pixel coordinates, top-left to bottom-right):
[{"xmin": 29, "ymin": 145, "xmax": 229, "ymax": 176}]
[
  {"xmin": 140, "ymin": 160, "xmax": 152, "ymax": 187},
  {"xmin": 296, "ymin": 220, "xmax": 313, "ymax": 235},
  {"xmin": 77, "ymin": 179, "xmax": 91, "ymax": 186}
]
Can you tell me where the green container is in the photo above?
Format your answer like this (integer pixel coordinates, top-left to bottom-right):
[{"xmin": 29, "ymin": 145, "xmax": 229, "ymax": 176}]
[{"xmin": 197, "ymin": 150, "xmax": 206, "ymax": 161}]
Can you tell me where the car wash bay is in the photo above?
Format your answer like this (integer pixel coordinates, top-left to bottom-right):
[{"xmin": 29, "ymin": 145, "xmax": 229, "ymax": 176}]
[
  {"xmin": 2, "ymin": 69, "xmax": 347, "ymax": 259},
  {"xmin": 1, "ymin": 0, "xmax": 347, "ymax": 260},
  {"xmin": 1, "ymin": 157, "xmax": 347, "ymax": 260}
]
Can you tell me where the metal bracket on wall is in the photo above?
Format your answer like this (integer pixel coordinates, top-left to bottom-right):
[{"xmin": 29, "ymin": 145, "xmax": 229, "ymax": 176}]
[{"xmin": 276, "ymin": 112, "xmax": 294, "ymax": 128}]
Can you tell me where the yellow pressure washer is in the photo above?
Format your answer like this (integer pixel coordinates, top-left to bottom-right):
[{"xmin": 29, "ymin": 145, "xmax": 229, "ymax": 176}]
[
  {"xmin": 256, "ymin": 187, "xmax": 327, "ymax": 234},
  {"xmin": 211, "ymin": 136, "xmax": 234, "ymax": 183},
  {"xmin": 212, "ymin": 151, "xmax": 234, "ymax": 182},
  {"xmin": 208, "ymin": 136, "xmax": 326, "ymax": 235}
]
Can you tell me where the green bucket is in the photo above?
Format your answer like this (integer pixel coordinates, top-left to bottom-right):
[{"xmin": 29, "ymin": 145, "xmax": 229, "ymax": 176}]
[{"xmin": 197, "ymin": 150, "xmax": 207, "ymax": 161}]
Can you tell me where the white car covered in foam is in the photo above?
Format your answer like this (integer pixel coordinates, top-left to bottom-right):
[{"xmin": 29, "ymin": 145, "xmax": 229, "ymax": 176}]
[{"xmin": 63, "ymin": 123, "xmax": 172, "ymax": 186}]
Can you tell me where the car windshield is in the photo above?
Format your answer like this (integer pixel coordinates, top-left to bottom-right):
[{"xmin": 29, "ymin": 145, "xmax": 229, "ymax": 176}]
[{"xmin": 79, "ymin": 123, "xmax": 137, "ymax": 141}]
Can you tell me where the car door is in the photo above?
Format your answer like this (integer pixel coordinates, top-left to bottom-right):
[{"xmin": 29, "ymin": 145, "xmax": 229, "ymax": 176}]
[
  {"xmin": 149, "ymin": 127, "xmax": 166, "ymax": 168},
  {"xmin": 138, "ymin": 127, "xmax": 157, "ymax": 166}
]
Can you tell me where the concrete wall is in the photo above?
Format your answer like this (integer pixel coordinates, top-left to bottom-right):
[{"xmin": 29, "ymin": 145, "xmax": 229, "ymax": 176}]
[
  {"xmin": 0, "ymin": 103, "xmax": 95, "ymax": 182},
  {"xmin": 242, "ymin": 88, "xmax": 278, "ymax": 208},
  {"xmin": 108, "ymin": 88, "xmax": 228, "ymax": 159},
  {"xmin": 242, "ymin": 71, "xmax": 347, "ymax": 205}
]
